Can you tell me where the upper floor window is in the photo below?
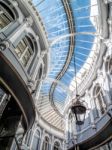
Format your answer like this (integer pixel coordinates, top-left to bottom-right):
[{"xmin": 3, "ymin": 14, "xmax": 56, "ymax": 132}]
[
  {"xmin": 42, "ymin": 136, "xmax": 50, "ymax": 150},
  {"xmin": 53, "ymin": 141, "xmax": 60, "ymax": 150},
  {"xmin": 93, "ymin": 85, "xmax": 106, "ymax": 117},
  {"xmin": 0, "ymin": 2, "xmax": 14, "ymax": 30},
  {"xmin": 14, "ymin": 36, "xmax": 34, "ymax": 67}
]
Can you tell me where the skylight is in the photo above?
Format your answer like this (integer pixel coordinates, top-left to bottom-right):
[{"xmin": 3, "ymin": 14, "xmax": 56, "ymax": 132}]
[{"xmin": 33, "ymin": 0, "xmax": 100, "ymax": 120}]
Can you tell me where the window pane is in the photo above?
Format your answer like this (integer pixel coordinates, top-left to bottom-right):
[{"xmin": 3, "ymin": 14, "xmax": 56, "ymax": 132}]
[
  {"xmin": 15, "ymin": 37, "xmax": 33, "ymax": 67},
  {"xmin": 0, "ymin": 5, "xmax": 13, "ymax": 30},
  {"xmin": 14, "ymin": 47, "xmax": 22, "ymax": 58},
  {"xmin": 0, "ymin": 14, "xmax": 9, "ymax": 29}
]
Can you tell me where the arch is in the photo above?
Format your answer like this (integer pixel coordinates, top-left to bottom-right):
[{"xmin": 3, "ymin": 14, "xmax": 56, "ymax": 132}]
[
  {"xmin": 25, "ymin": 30, "xmax": 40, "ymax": 59},
  {"xmin": 0, "ymin": 87, "xmax": 25, "ymax": 149},
  {"xmin": 25, "ymin": 31, "xmax": 40, "ymax": 75},
  {"xmin": 13, "ymin": 30, "xmax": 41, "ymax": 75},
  {"xmin": 53, "ymin": 141, "xmax": 61, "ymax": 150},
  {"xmin": 27, "ymin": 32, "xmax": 39, "ymax": 57},
  {"xmin": 93, "ymin": 84, "xmax": 107, "ymax": 117},
  {"xmin": 53, "ymin": 139, "xmax": 62, "ymax": 146},
  {"xmin": 42, "ymin": 136, "xmax": 50, "ymax": 150},
  {"xmin": 0, "ymin": 1, "xmax": 15, "ymax": 30},
  {"xmin": 14, "ymin": 35, "xmax": 35, "ymax": 68}
]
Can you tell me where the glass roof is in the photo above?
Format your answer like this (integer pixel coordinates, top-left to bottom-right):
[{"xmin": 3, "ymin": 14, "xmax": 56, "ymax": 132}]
[{"xmin": 32, "ymin": 0, "xmax": 100, "ymax": 128}]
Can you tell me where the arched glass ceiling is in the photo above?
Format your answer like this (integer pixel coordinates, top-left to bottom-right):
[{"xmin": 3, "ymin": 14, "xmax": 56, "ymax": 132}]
[{"xmin": 33, "ymin": 0, "xmax": 100, "ymax": 121}]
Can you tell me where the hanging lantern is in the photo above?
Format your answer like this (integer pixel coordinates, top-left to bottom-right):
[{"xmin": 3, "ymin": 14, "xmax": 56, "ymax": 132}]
[{"xmin": 71, "ymin": 95, "xmax": 86, "ymax": 125}]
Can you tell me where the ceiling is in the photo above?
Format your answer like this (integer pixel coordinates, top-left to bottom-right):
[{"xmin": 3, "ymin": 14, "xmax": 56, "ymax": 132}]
[{"xmin": 32, "ymin": 0, "xmax": 100, "ymax": 130}]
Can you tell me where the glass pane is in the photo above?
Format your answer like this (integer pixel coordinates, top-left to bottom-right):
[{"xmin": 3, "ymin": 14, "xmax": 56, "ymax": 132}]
[
  {"xmin": 17, "ymin": 42, "xmax": 26, "ymax": 53},
  {"xmin": 21, "ymin": 48, "xmax": 32, "ymax": 66},
  {"xmin": 0, "ymin": 8, "xmax": 12, "ymax": 30},
  {"xmin": 21, "ymin": 56, "xmax": 27, "ymax": 66},
  {"xmin": 15, "ymin": 37, "xmax": 33, "ymax": 67},
  {"xmin": 14, "ymin": 47, "xmax": 22, "ymax": 58}
]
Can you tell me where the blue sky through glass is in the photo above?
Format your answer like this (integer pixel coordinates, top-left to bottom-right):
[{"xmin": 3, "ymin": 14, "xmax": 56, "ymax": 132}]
[{"xmin": 33, "ymin": 0, "xmax": 97, "ymax": 113}]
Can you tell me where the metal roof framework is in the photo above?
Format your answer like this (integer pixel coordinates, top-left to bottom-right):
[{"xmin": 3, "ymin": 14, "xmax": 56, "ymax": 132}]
[{"xmin": 33, "ymin": 0, "xmax": 100, "ymax": 130}]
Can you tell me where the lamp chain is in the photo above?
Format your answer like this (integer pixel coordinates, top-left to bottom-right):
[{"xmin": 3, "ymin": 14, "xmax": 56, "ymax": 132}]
[{"xmin": 73, "ymin": 45, "xmax": 78, "ymax": 102}]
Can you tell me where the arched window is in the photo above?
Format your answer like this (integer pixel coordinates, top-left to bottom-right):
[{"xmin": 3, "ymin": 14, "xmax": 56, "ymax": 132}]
[
  {"xmin": 14, "ymin": 36, "xmax": 34, "ymax": 67},
  {"xmin": 0, "ymin": 2, "xmax": 15, "ymax": 30},
  {"xmin": 93, "ymin": 85, "xmax": 106, "ymax": 117},
  {"xmin": 42, "ymin": 136, "xmax": 49, "ymax": 150},
  {"xmin": 32, "ymin": 130, "xmax": 40, "ymax": 150},
  {"xmin": 53, "ymin": 141, "xmax": 60, "ymax": 150}
]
